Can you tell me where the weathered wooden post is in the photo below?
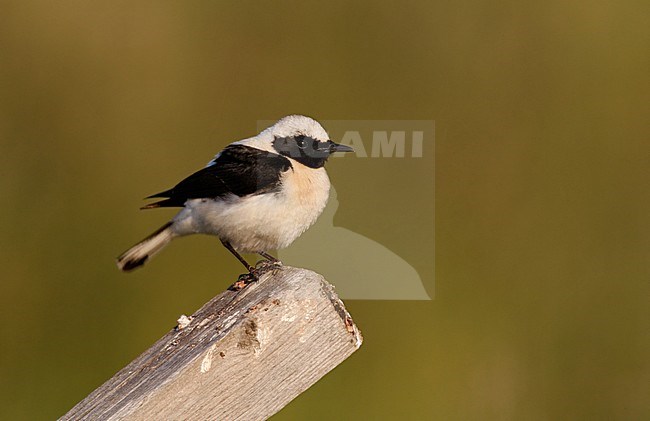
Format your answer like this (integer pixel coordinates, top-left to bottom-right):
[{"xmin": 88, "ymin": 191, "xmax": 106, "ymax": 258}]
[{"xmin": 60, "ymin": 266, "xmax": 363, "ymax": 420}]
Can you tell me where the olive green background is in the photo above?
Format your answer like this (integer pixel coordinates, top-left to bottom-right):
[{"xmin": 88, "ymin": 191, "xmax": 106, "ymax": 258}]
[{"xmin": 1, "ymin": 1, "xmax": 648, "ymax": 419}]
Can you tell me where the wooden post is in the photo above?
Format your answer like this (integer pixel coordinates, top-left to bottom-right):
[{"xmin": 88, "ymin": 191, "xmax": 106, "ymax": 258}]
[{"xmin": 60, "ymin": 266, "xmax": 362, "ymax": 421}]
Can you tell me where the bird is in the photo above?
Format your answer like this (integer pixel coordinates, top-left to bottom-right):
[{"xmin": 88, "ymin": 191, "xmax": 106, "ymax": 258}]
[{"xmin": 116, "ymin": 115, "xmax": 353, "ymax": 280}]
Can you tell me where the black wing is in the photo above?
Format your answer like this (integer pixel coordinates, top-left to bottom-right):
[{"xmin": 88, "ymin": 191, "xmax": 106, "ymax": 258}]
[{"xmin": 142, "ymin": 145, "xmax": 292, "ymax": 209}]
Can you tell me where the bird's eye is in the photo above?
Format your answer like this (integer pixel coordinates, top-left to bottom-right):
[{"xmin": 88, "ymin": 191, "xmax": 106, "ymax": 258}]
[{"xmin": 295, "ymin": 136, "xmax": 306, "ymax": 148}]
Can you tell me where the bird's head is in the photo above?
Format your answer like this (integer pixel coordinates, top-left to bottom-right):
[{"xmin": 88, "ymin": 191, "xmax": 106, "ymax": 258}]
[{"xmin": 268, "ymin": 115, "xmax": 354, "ymax": 168}]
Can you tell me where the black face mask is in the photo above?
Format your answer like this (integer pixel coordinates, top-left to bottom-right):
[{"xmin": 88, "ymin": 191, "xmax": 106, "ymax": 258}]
[{"xmin": 273, "ymin": 135, "xmax": 354, "ymax": 168}]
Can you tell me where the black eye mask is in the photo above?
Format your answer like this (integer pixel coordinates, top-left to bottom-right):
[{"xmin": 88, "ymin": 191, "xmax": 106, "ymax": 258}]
[{"xmin": 272, "ymin": 135, "xmax": 331, "ymax": 168}]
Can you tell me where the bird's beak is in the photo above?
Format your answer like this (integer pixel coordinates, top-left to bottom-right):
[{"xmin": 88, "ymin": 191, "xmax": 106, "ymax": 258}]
[{"xmin": 330, "ymin": 143, "xmax": 354, "ymax": 153}]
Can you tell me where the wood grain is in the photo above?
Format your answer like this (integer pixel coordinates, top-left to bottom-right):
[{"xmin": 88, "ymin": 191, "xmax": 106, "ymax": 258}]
[{"xmin": 60, "ymin": 266, "xmax": 363, "ymax": 421}]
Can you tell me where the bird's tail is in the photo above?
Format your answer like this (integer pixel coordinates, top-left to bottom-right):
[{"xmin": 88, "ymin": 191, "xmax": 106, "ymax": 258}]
[{"xmin": 117, "ymin": 222, "xmax": 175, "ymax": 272}]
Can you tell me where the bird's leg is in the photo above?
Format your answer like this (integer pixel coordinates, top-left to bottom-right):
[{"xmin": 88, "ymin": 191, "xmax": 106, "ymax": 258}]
[
  {"xmin": 255, "ymin": 251, "xmax": 282, "ymax": 272},
  {"xmin": 221, "ymin": 240, "xmax": 259, "ymax": 291},
  {"xmin": 258, "ymin": 251, "xmax": 281, "ymax": 264},
  {"xmin": 221, "ymin": 240, "xmax": 255, "ymax": 273}
]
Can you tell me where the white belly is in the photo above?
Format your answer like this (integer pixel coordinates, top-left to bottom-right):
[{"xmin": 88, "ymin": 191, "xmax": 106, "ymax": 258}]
[{"xmin": 170, "ymin": 165, "xmax": 330, "ymax": 252}]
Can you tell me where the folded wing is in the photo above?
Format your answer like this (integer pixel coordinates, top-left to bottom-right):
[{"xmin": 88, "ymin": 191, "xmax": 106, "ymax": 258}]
[{"xmin": 142, "ymin": 145, "xmax": 292, "ymax": 209}]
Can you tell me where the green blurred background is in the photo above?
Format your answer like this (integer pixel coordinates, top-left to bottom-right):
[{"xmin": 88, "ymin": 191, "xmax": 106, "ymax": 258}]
[{"xmin": 1, "ymin": 1, "xmax": 648, "ymax": 419}]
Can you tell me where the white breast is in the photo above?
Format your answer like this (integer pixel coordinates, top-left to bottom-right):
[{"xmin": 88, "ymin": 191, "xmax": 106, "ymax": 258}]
[{"xmin": 171, "ymin": 164, "xmax": 331, "ymax": 253}]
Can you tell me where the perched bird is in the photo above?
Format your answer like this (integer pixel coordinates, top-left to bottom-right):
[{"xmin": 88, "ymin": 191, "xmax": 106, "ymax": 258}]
[{"xmin": 117, "ymin": 115, "xmax": 353, "ymax": 279}]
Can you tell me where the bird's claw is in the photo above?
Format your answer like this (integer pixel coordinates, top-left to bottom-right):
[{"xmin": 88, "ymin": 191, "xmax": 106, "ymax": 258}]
[
  {"xmin": 255, "ymin": 259, "xmax": 282, "ymax": 271},
  {"xmin": 228, "ymin": 260, "xmax": 281, "ymax": 291},
  {"xmin": 229, "ymin": 272, "xmax": 257, "ymax": 291}
]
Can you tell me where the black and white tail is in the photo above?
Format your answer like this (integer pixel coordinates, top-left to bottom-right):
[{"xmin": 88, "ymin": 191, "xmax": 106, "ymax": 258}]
[{"xmin": 117, "ymin": 222, "xmax": 176, "ymax": 272}]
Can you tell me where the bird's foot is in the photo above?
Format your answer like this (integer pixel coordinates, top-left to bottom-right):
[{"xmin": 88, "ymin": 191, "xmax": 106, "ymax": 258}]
[
  {"xmin": 228, "ymin": 260, "xmax": 282, "ymax": 291},
  {"xmin": 255, "ymin": 258, "xmax": 282, "ymax": 273},
  {"xmin": 229, "ymin": 271, "xmax": 258, "ymax": 291}
]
